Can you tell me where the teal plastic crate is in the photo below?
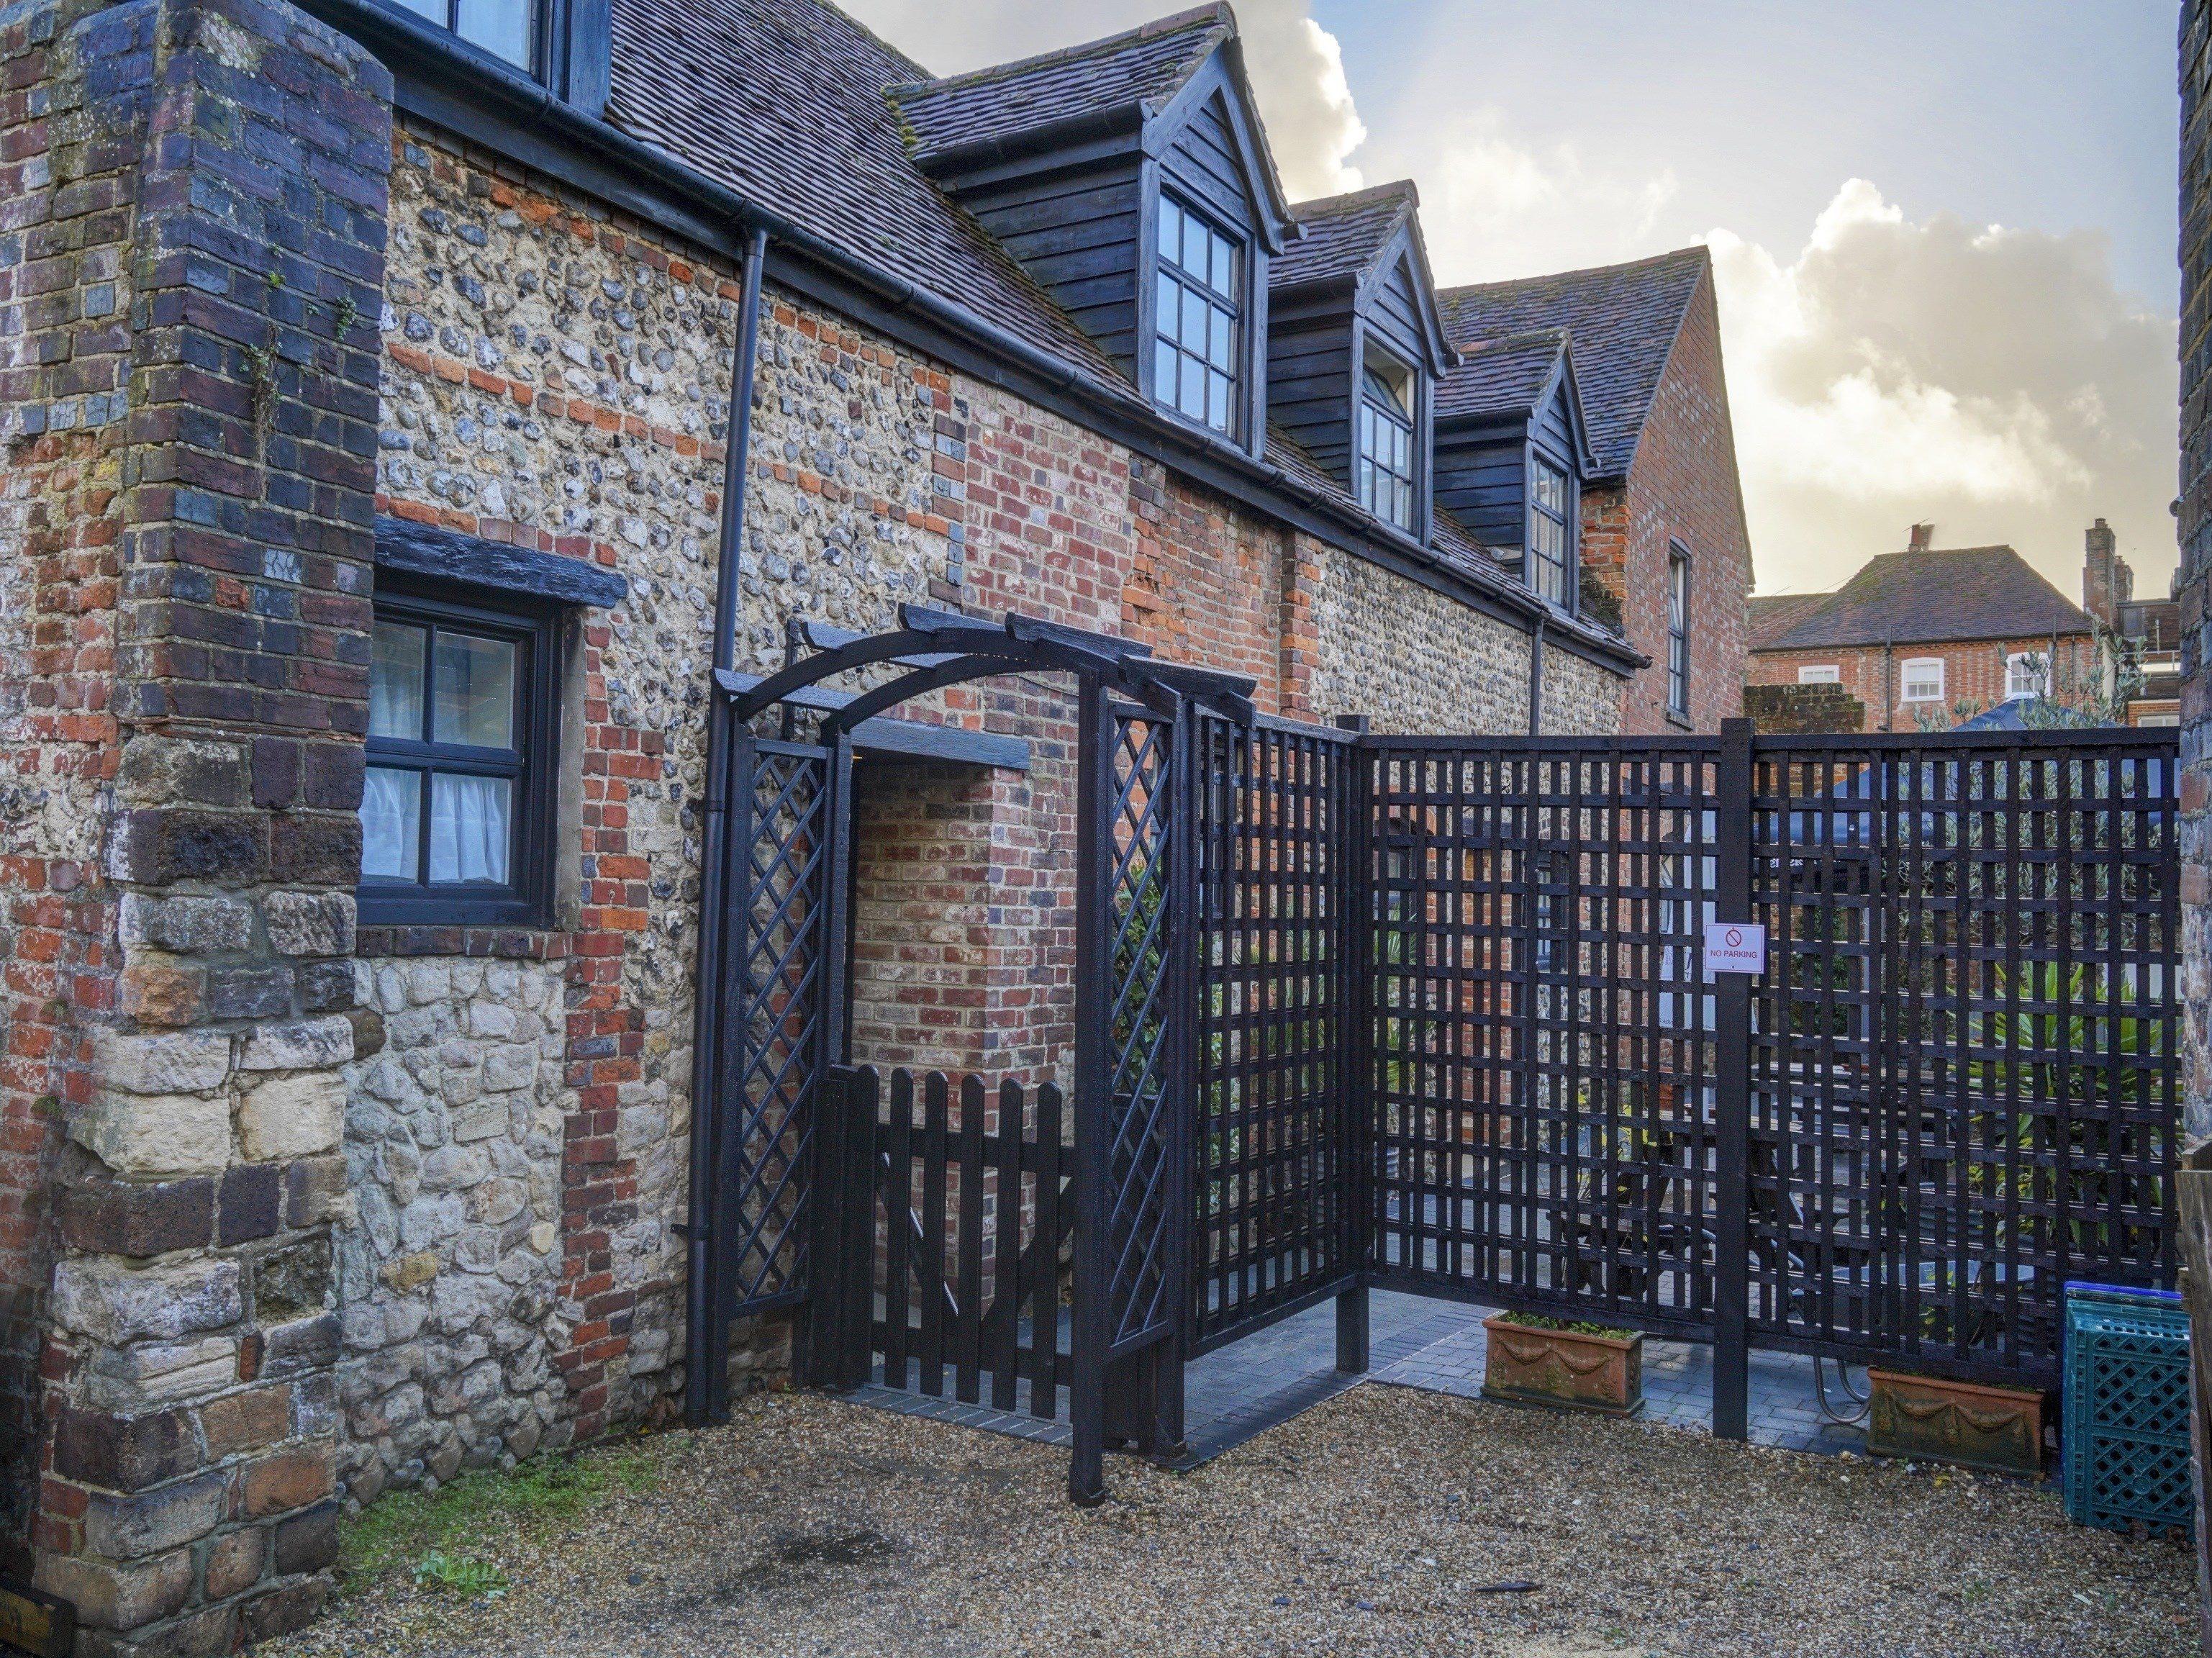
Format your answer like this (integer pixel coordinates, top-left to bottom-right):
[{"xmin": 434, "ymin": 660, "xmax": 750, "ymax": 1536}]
[{"xmin": 2062, "ymin": 1281, "xmax": 2193, "ymax": 1537}]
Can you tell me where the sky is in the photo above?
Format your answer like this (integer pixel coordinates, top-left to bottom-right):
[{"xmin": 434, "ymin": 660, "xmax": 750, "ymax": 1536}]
[{"xmin": 838, "ymin": 0, "xmax": 2181, "ymax": 600}]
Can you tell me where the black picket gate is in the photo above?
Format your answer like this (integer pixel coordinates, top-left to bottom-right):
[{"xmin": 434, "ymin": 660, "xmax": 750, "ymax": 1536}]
[{"xmin": 692, "ymin": 607, "xmax": 2182, "ymax": 1500}]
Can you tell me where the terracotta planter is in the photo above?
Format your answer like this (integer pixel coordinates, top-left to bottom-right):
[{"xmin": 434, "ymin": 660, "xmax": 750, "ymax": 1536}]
[
  {"xmin": 1481, "ymin": 1315, "xmax": 1643, "ymax": 1415},
  {"xmin": 1867, "ymin": 1368, "xmax": 2046, "ymax": 1476}
]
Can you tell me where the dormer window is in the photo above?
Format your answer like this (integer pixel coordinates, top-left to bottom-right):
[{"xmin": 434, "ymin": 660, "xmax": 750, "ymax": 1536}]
[
  {"xmin": 386, "ymin": 0, "xmax": 537, "ymax": 68},
  {"xmin": 1528, "ymin": 454, "xmax": 1572, "ymax": 606},
  {"xmin": 1359, "ymin": 355, "xmax": 1415, "ymax": 531},
  {"xmin": 1154, "ymin": 195, "xmax": 1242, "ymax": 437}
]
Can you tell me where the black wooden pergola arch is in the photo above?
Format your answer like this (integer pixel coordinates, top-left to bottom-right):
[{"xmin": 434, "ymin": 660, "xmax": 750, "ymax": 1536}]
[{"xmin": 692, "ymin": 603, "xmax": 1254, "ymax": 1504}]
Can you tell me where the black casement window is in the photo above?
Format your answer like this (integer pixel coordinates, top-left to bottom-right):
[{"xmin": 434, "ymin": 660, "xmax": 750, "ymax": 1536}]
[
  {"xmin": 1667, "ymin": 545, "xmax": 1692, "ymax": 717},
  {"xmin": 387, "ymin": 0, "xmax": 536, "ymax": 71},
  {"xmin": 361, "ymin": 583, "xmax": 558, "ymax": 927},
  {"xmin": 1528, "ymin": 453, "xmax": 1571, "ymax": 607},
  {"xmin": 1153, "ymin": 194, "xmax": 1241, "ymax": 437},
  {"xmin": 1358, "ymin": 358, "xmax": 1415, "ymax": 530}
]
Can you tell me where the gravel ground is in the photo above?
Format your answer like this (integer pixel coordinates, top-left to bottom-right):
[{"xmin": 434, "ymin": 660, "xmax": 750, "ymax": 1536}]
[{"xmin": 268, "ymin": 1384, "xmax": 2199, "ymax": 1658}]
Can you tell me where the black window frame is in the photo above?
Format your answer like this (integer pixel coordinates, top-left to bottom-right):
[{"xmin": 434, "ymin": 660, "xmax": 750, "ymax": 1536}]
[
  {"xmin": 1667, "ymin": 542, "xmax": 1692, "ymax": 717},
  {"xmin": 1527, "ymin": 449, "xmax": 1573, "ymax": 610},
  {"xmin": 1151, "ymin": 191, "xmax": 1245, "ymax": 441},
  {"xmin": 360, "ymin": 577, "xmax": 561, "ymax": 929},
  {"xmin": 1358, "ymin": 350, "xmax": 1417, "ymax": 532},
  {"xmin": 372, "ymin": 0, "xmax": 547, "ymax": 78}
]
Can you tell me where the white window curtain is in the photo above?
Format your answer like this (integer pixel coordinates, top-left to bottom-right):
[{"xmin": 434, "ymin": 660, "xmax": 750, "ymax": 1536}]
[
  {"xmin": 361, "ymin": 768, "xmax": 420, "ymax": 880},
  {"xmin": 430, "ymin": 774, "xmax": 512, "ymax": 884}
]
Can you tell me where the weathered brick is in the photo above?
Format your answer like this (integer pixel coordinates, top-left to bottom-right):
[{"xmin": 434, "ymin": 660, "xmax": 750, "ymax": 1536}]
[
  {"xmin": 110, "ymin": 810, "xmax": 268, "ymax": 887},
  {"xmin": 59, "ymin": 1179, "xmax": 217, "ymax": 1259},
  {"xmin": 237, "ymin": 1072, "xmax": 343, "ymax": 1160},
  {"xmin": 200, "ymin": 1526, "xmax": 264, "ymax": 1600},
  {"xmin": 82, "ymin": 1472, "xmax": 227, "ymax": 1559},
  {"xmin": 199, "ymin": 1386, "xmax": 291, "ymax": 1459},
  {"xmin": 68, "ymin": 1092, "xmax": 231, "ymax": 1180},
  {"xmin": 214, "ymin": 1165, "xmax": 281, "ymax": 1247},
  {"xmin": 239, "ymin": 1449, "xmax": 333, "ymax": 1519},
  {"xmin": 271, "ymin": 1500, "xmax": 340, "ymax": 1576},
  {"xmin": 235, "ymin": 1576, "xmax": 328, "ymax": 1644},
  {"xmin": 52, "ymin": 1406, "xmax": 205, "ymax": 1494},
  {"xmin": 34, "ymin": 1549, "xmax": 193, "ymax": 1631},
  {"xmin": 253, "ymin": 1240, "xmax": 331, "ymax": 1325}
]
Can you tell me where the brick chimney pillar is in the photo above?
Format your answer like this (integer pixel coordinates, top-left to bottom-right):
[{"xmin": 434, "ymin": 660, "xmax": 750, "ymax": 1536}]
[
  {"xmin": 2085, "ymin": 517, "xmax": 2121, "ymax": 623},
  {"xmin": 0, "ymin": 0, "xmax": 389, "ymax": 1646},
  {"xmin": 1908, "ymin": 522, "xmax": 1934, "ymax": 552}
]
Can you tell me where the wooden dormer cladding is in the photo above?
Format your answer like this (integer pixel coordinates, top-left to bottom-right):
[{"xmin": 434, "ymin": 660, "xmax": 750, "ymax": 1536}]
[
  {"xmin": 890, "ymin": 6, "xmax": 1294, "ymax": 458},
  {"xmin": 1265, "ymin": 183, "xmax": 1455, "ymax": 541},
  {"xmin": 1433, "ymin": 332, "xmax": 1594, "ymax": 586}
]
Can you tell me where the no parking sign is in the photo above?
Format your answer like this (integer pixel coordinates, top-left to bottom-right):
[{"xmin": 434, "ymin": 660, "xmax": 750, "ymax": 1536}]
[{"xmin": 1704, "ymin": 920, "xmax": 1766, "ymax": 975}]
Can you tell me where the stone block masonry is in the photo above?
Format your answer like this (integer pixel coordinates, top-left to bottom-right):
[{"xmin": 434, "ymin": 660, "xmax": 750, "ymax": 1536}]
[{"xmin": 0, "ymin": 0, "xmax": 390, "ymax": 1646}]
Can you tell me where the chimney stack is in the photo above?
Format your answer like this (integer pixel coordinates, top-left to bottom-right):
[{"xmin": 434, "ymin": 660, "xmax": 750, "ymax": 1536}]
[
  {"xmin": 1908, "ymin": 522, "xmax": 1934, "ymax": 551},
  {"xmin": 2082, "ymin": 517, "xmax": 2131, "ymax": 623}
]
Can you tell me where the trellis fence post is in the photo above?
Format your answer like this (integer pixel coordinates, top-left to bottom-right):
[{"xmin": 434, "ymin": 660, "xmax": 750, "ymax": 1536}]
[
  {"xmin": 1713, "ymin": 717, "xmax": 1754, "ymax": 1440},
  {"xmin": 1069, "ymin": 671, "xmax": 1112, "ymax": 1506},
  {"xmin": 1334, "ymin": 715, "xmax": 1372, "ymax": 1373}
]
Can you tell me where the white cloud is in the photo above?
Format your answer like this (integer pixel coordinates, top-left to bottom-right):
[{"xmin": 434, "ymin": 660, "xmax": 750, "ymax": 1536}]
[
  {"xmin": 1234, "ymin": 12, "xmax": 1364, "ymax": 199},
  {"xmin": 1358, "ymin": 107, "xmax": 1680, "ymax": 286},
  {"xmin": 1707, "ymin": 180, "xmax": 2177, "ymax": 595},
  {"xmin": 837, "ymin": 0, "xmax": 1366, "ymax": 202}
]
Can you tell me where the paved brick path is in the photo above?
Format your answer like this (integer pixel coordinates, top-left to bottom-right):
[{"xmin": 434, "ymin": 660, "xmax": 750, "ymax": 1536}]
[{"xmin": 856, "ymin": 1288, "xmax": 1871, "ymax": 1461}]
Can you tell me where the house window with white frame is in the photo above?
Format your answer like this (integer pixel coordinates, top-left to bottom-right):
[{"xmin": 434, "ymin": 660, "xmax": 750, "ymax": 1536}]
[
  {"xmin": 2005, "ymin": 650, "xmax": 2048, "ymax": 701},
  {"xmin": 1900, "ymin": 658, "xmax": 1945, "ymax": 702},
  {"xmin": 1797, "ymin": 665, "xmax": 1841, "ymax": 686}
]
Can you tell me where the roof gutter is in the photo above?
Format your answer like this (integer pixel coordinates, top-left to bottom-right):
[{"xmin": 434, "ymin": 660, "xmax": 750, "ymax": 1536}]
[{"xmin": 294, "ymin": 0, "xmax": 1641, "ymax": 672}]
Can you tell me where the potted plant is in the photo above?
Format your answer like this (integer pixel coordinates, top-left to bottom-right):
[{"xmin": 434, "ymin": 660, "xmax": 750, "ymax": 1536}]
[
  {"xmin": 1482, "ymin": 1311, "xmax": 1644, "ymax": 1415},
  {"xmin": 1866, "ymin": 1369, "xmax": 2046, "ymax": 1477}
]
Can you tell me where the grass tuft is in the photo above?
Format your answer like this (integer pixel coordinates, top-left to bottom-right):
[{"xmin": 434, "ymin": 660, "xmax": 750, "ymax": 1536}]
[
  {"xmin": 341, "ymin": 1437, "xmax": 665, "ymax": 1593},
  {"xmin": 412, "ymin": 1551, "xmax": 509, "ymax": 1598}
]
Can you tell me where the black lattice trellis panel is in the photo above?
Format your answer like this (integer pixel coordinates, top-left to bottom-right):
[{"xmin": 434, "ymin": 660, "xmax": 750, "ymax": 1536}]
[
  {"xmin": 719, "ymin": 738, "xmax": 832, "ymax": 1313},
  {"xmin": 1192, "ymin": 715, "xmax": 1359, "ymax": 1348},
  {"xmin": 1749, "ymin": 737, "xmax": 2178, "ymax": 1383},
  {"xmin": 1366, "ymin": 739, "xmax": 1723, "ymax": 1333},
  {"xmin": 1104, "ymin": 711, "xmax": 1178, "ymax": 1353}
]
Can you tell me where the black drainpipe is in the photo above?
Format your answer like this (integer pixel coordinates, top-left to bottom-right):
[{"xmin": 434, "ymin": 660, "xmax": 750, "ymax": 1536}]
[
  {"xmin": 1528, "ymin": 614, "xmax": 1547, "ymax": 737},
  {"xmin": 686, "ymin": 225, "xmax": 770, "ymax": 1428}
]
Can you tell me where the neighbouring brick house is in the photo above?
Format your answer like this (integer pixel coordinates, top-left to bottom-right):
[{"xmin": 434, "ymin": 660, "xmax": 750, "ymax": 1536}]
[
  {"xmin": 1439, "ymin": 249, "xmax": 1757, "ymax": 734},
  {"xmin": 0, "ymin": 0, "xmax": 1751, "ymax": 1644},
  {"xmin": 1746, "ymin": 525, "xmax": 2105, "ymax": 732}
]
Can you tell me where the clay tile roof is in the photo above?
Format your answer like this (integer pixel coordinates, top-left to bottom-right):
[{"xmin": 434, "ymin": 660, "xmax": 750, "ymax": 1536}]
[
  {"xmin": 1747, "ymin": 592, "xmax": 1832, "ymax": 651},
  {"xmin": 887, "ymin": 5, "xmax": 1232, "ymax": 165},
  {"xmin": 607, "ymin": 0, "xmax": 1127, "ymax": 391},
  {"xmin": 1757, "ymin": 546, "xmax": 2095, "ymax": 652},
  {"xmin": 1272, "ymin": 181, "xmax": 1419, "ymax": 290},
  {"xmin": 1435, "ymin": 329, "xmax": 1567, "ymax": 423},
  {"xmin": 1438, "ymin": 248, "xmax": 1708, "ymax": 480}
]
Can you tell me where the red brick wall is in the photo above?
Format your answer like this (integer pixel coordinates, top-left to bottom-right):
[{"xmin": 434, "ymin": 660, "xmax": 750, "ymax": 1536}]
[
  {"xmin": 1747, "ymin": 635, "xmax": 2101, "ymax": 730},
  {"xmin": 1123, "ymin": 459, "xmax": 1289, "ymax": 715},
  {"xmin": 1598, "ymin": 266, "xmax": 1755, "ymax": 734}
]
